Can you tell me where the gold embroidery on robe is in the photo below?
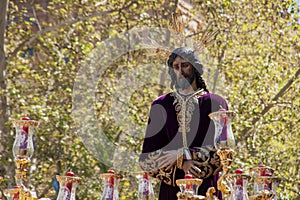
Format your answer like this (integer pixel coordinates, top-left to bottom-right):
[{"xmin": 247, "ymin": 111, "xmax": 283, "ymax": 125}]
[
  {"xmin": 171, "ymin": 92, "xmax": 196, "ymax": 134},
  {"xmin": 140, "ymin": 91, "xmax": 222, "ymax": 186},
  {"xmin": 139, "ymin": 150, "xmax": 177, "ymax": 186},
  {"xmin": 191, "ymin": 146, "xmax": 222, "ymax": 179}
]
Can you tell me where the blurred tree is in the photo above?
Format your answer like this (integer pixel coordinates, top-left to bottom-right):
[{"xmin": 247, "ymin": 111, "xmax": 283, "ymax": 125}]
[
  {"xmin": 0, "ymin": 0, "xmax": 299, "ymax": 199},
  {"xmin": 191, "ymin": 0, "xmax": 300, "ymax": 199}
]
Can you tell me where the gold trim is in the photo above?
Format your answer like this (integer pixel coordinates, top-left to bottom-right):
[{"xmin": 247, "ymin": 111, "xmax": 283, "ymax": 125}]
[
  {"xmin": 176, "ymin": 178, "xmax": 203, "ymax": 186},
  {"xmin": 208, "ymin": 110, "xmax": 236, "ymax": 120},
  {"xmin": 15, "ymin": 158, "xmax": 31, "ymax": 168},
  {"xmin": 216, "ymin": 148, "xmax": 235, "ymax": 199},
  {"xmin": 156, "ymin": 166, "xmax": 175, "ymax": 186},
  {"xmin": 189, "ymin": 146, "xmax": 222, "ymax": 179},
  {"xmin": 14, "ymin": 158, "xmax": 31, "ymax": 185},
  {"xmin": 140, "ymin": 148, "xmax": 177, "ymax": 186},
  {"xmin": 172, "ymin": 89, "xmax": 206, "ymax": 148},
  {"xmin": 172, "ymin": 166, "xmax": 177, "ymax": 186},
  {"xmin": 177, "ymin": 148, "xmax": 184, "ymax": 169},
  {"xmin": 249, "ymin": 190, "xmax": 275, "ymax": 200},
  {"xmin": 3, "ymin": 187, "xmax": 20, "ymax": 196},
  {"xmin": 56, "ymin": 175, "xmax": 82, "ymax": 183},
  {"xmin": 254, "ymin": 176, "xmax": 281, "ymax": 184},
  {"xmin": 229, "ymin": 174, "xmax": 251, "ymax": 180},
  {"xmin": 177, "ymin": 193, "xmax": 206, "ymax": 200},
  {"xmin": 139, "ymin": 150, "xmax": 177, "ymax": 186},
  {"xmin": 139, "ymin": 150, "xmax": 162, "ymax": 172},
  {"xmin": 11, "ymin": 119, "xmax": 39, "ymax": 127},
  {"xmin": 132, "ymin": 171, "xmax": 148, "ymax": 177},
  {"xmin": 250, "ymin": 166, "xmax": 275, "ymax": 175},
  {"xmin": 217, "ymin": 148, "xmax": 235, "ymax": 166},
  {"xmin": 99, "ymin": 173, "xmax": 123, "ymax": 180},
  {"xmin": 176, "ymin": 177, "xmax": 206, "ymax": 200},
  {"xmin": 206, "ymin": 187, "xmax": 218, "ymax": 200}
]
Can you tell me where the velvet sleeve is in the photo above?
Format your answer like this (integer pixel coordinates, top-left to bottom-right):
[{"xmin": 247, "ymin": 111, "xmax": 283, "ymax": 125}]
[
  {"xmin": 189, "ymin": 145, "xmax": 222, "ymax": 179},
  {"xmin": 139, "ymin": 101, "xmax": 180, "ymax": 186}
]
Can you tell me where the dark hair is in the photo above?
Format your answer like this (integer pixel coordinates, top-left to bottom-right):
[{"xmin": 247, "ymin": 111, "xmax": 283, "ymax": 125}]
[{"xmin": 167, "ymin": 47, "xmax": 209, "ymax": 92}]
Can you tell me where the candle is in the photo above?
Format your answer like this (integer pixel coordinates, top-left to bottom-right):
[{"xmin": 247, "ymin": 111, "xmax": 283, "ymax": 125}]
[
  {"xmin": 66, "ymin": 171, "xmax": 74, "ymax": 193},
  {"xmin": 106, "ymin": 170, "xmax": 115, "ymax": 200},
  {"xmin": 234, "ymin": 169, "xmax": 248, "ymax": 200},
  {"xmin": 220, "ymin": 116, "xmax": 228, "ymax": 143},
  {"xmin": 264, "ymin": 171, "xmax": 272, "ymax": 191},
  {"xmin": 61, "ymin": 171, "xmax": 74, "ymax": 200},
  {"xmin": 142, "ymin": 173, "xmax": 150, "ymax": 196},
  {"xmin": 20, "ymin": 117, "xmax": 30, "ymax": 151},
  {"xmin": 258, "ymin": 164, "xmax": 266, "ymax": 176},
  {"xmin": 235, "ymin": 168, "xmax": 244, "ymax": 186},
  {"xmin": 218, "ymin": 108, "xmax": 228, "ymax": 147}
]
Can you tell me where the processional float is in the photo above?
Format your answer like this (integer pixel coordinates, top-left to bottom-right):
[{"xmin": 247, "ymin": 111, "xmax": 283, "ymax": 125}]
[
  {"xmin": 99, "ymin": 109, "xmax": 281, "ymax": 200},
  {"xmin": 1, "ymin": 113, "xmax": 281, "ymax": 200}
]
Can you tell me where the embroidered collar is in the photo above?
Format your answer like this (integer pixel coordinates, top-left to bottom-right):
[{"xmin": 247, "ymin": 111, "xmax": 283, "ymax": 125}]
[
  {"xmin": 171, "ymin": 88, "xmax": 208, "ymax": 148},
  {"xmin": 175, "ymin": 88, "xmax": 207, "ymax": 100}
]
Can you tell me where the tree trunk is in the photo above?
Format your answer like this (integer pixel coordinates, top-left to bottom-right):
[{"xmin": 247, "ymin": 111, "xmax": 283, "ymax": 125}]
[{"xmin": 0, "ymin": 0, "xmax": 9, "ymax": 149}]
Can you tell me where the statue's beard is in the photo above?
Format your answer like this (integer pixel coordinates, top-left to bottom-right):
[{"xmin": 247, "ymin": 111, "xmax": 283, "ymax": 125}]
[{"xmin": 176, "ymin": 72, "xmax": 195, "ymax": 90}]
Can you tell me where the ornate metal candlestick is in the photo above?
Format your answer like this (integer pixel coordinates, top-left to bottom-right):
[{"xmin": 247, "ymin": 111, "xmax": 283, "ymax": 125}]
[
  {"xmin": 176, "ymin": 174, "xmax": 205, "ymax": 200},
  {"xmin": 209, "ymin": 110, "xmax": 236, "ymax": 200},
  {"xmin": 249, "ymin": 164, "xmax": 280, "ymax": 200},
  {"xmin": 229, "ymin": 168, "xmax": 251, "ymax": 200},
  {"xmin": 56, "ymin": 172, "xmax": 82, "ymax": 200},
  {"xmin": 175, "ymin": 174, "xmax": 219, "ymax": 200},
  {"xmin": 249, "ymin": 190, "xmax": 275, "ymax": 200},
  {"xmin": 12, "ymin": 118, "xmax": 38, "ymax": 186},
  {"xmin": 100, "ymin": 170, "xmax": 123, "ymax": 200},
  {"xmin": 3, "ymin": 186, "xmax": 20, "ymax": 200},
  {"xmin": 133, "ymin": 172, "xmax": 155, "ymax": 200},
  {"xmin": 4, "ymin": 117, "xmax": 39, "ymax": 200}
]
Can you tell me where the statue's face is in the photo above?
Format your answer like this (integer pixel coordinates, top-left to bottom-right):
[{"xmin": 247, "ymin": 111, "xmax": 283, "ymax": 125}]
[{"xmin": 172, "ymin": 56, "xmax": 195, "ymax": 90}]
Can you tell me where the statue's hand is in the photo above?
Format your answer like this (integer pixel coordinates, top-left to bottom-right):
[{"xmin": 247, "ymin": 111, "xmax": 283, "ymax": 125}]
[
  {"xmin": 182, "ymin": 160, "xmax": 202, "ymax": 178},
  {"xmin": 157, "ymin": 150, "xmax": 177, "ymax": 169}
]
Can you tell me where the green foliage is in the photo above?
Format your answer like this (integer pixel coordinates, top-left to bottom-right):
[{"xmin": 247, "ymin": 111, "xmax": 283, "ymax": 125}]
[{"xmin": 0, "ymin": 0, "xmax": 299, "ymax": 199}]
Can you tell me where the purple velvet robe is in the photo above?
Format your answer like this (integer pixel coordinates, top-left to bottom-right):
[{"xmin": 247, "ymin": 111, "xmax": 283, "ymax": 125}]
[{"xmin": 139, "ymin": 91, "xmax": 228, "ymax": 200}]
